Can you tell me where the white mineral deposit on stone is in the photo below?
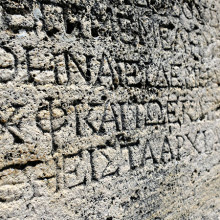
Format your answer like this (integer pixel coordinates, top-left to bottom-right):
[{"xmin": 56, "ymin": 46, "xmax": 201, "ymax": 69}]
[{"xmin": 33, "ymin": 8, "xmax": 43, "ymax": 20}]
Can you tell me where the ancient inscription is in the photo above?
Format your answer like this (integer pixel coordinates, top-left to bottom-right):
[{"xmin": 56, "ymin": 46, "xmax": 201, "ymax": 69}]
[
  {"xmin": 54, "ymin": 121, "xmax": 220, "ymax": 190},
  {"xmin": 0, "ymin": 0, "xmax": 219, "ymax": 219}
]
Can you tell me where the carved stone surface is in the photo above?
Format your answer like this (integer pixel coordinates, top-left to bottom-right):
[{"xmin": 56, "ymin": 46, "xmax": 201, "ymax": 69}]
[{"xmin": 0, "ymin": 0, "xmax": 219, "ymax": 219}]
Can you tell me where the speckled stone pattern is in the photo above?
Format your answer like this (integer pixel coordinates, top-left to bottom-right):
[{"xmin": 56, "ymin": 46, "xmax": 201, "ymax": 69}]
[{"xmin": 0, "ymin": 0, "xmax": 219, "ymax": 219}]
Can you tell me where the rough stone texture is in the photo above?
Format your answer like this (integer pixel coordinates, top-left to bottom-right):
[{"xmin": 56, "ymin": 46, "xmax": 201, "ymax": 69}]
[{"xmin": 0, "ymin": 0, "xmax": 219, "ymax": 219}]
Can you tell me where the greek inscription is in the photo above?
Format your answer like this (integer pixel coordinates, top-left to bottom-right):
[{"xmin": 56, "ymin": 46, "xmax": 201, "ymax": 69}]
[
  {"xmin": 56, "ymin": 122, "xmax": 220, "ymax": 190},
  {"xmin": 0, "ymin": 1, "xmax": 219, "ymax": 218}
]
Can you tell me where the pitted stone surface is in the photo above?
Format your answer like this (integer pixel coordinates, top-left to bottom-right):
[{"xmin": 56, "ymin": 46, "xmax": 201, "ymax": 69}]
[{"xmin": 0, "ymin": 0, "xmax": 219, "ymax": 219}]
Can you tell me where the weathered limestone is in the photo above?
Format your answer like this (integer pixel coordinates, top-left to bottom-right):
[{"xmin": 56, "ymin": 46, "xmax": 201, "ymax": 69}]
[{"xmin": 0, "ymin": 0, "xmax": 219, "ymax": 219}]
